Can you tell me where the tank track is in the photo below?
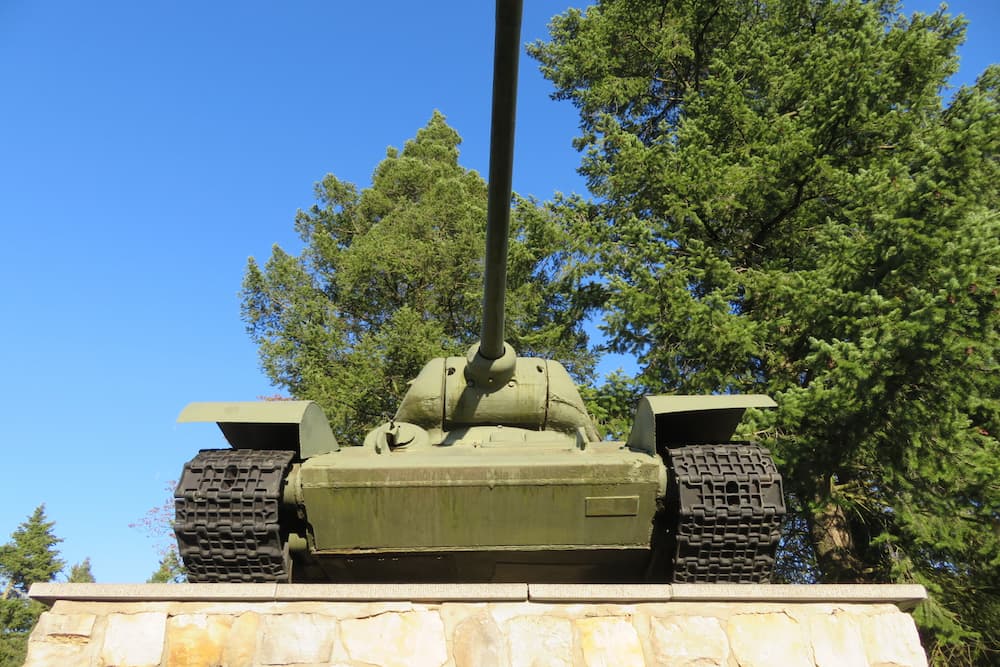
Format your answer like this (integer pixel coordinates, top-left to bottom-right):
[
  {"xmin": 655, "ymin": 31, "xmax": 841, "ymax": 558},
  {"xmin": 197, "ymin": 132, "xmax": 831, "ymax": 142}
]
[
  {"xmin": 174, "ymin": 449, "xmax": 295, "ymax": 583},
  {"xmin": 665, "ymin": 443, "xmax": 785, "ymax": 583}
]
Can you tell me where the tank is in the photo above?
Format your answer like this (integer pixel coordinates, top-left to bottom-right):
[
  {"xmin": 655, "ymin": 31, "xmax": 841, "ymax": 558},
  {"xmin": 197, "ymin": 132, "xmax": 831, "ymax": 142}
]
[{"xmin": 173, "ymin": 0, "xmax": 786, "ymax": 584}]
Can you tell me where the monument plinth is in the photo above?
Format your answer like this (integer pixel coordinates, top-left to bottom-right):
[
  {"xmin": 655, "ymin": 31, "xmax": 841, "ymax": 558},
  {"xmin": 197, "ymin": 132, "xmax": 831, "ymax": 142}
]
[{"xmin": 26, "ymin": 583, "xmax": 929, "ymax": 666}]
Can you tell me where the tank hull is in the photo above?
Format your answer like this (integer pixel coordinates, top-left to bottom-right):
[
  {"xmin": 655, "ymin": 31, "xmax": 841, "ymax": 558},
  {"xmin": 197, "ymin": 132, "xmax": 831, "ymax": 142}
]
[
  {"xmin": 175, "ymin": 417, "xmax": 786, "ymax": 584},
  {"xmin": 298, "ymin": 442, "xmax": 663, "ymax": 553}
]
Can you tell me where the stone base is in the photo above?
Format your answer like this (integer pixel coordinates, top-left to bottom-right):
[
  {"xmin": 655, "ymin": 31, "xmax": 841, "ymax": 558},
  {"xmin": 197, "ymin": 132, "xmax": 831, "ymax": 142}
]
[{"xmin": 25, "ymin": 583, "xmax": 929, "ymax": 667}]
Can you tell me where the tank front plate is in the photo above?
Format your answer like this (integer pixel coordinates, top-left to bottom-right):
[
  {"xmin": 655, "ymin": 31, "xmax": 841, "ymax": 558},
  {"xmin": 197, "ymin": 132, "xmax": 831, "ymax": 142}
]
[{"xmin": 298, "ymin": 445, "xmax": 663, "ymax": 554}]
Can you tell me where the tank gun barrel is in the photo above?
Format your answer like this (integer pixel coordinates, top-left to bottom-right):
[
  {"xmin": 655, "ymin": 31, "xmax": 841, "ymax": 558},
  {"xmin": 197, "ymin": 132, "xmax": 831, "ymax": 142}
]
[{"xmin": 479, "ymin": 0, "xmax": 523, "ymax": 361}]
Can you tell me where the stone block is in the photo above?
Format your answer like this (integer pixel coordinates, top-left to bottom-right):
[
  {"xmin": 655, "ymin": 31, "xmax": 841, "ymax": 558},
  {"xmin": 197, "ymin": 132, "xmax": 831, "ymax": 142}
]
[
  {"xmin": 728, "ymin": 611, "xmax": 813, "ymax": 667},
  {"xmin": 340, "ymin": 610, "xmax": 448, "ymax": 667},
  {"xmin": 165, "ymin": 613, "xmax": 232, "ymax": 667},
  {"xmin": 862, "ymin": 612, "xmax": 929, "ymax": 667},
  {"xmin": 650, "ymin": 615, "xmax": 729, "ymax": 666},
  {"xmin": 32, "ymin": 611, "xmax": 96, "ymax": 641},
  {"xmin": 575, "ymin": 616, "xmax": 645, "ymax": 667},
  {"xmin": 809, "ymin": 611, "xmax": 867, "ymax": 667},
  {"xmin": 506, "ymin": 615, "xmax": 573, "ymax": 667},
  {"xmin": 222, "ymin": 612, "xmax": 260, "ymax": 667},
  {"xmin": 23, "ymin": 639, "xmax": 95, "ymax": 667},
  {"xmin": 453, "ymin": 611, "xmax": 508, "ymax": 666},
  {"xmin": 258, "ymin": 612, "xmax": 336, "ymax": 665},
  {"xmin": 439, "ymin": 601, "xmax": 488, "ymax": 636},
  {"xmin": 100, "ymin": 612, "xmax": 167, "ymax": 667}
]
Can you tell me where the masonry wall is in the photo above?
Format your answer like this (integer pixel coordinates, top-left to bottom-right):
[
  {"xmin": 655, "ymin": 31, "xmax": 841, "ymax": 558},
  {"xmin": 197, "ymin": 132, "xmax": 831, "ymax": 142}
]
[{"xmin": 25, "ymin": 583, "xmax": 929, "ymax": 667}]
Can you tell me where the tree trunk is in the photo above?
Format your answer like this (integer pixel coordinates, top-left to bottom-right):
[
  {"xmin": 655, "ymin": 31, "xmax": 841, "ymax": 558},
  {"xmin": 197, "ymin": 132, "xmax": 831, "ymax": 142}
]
[{"xmin": 811, "ymin": 498, "xmax": 866, "ymax": 583}]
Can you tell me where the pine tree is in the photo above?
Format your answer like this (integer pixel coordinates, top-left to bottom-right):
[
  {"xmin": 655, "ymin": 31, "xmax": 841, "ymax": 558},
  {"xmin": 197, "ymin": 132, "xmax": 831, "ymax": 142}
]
[
  {"xmin": 147, "ymin": 549, "xmax": 185, "ymax": 584},
  {"xmin": 66, "ymin": 558, "xmax": 95, "ymax": 584},
  {"xmin": 532, "ymin": 1, "xmax": 999, "ymax": 662},
  {"xmin": 0, "ymin": 506, "xmax": 63, "ymax": 600},
  {"xmin": 0, "ymin": 506, "xmax": 65, "ymax": 667},
  {"xmin": 242, "ymin": 112, "xmax": 594, "ymax": 443}
]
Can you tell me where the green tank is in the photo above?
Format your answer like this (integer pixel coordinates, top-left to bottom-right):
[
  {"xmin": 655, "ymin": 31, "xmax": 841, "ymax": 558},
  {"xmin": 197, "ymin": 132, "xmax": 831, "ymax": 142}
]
[{"xmin": 173, "ymin": 0, "xmax": 786, "ymax": 584}]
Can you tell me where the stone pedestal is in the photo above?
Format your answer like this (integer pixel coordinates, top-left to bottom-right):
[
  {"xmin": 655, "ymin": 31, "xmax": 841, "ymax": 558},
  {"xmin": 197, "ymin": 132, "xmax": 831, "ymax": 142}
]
[{"xmin": 26, "ymin": 583, "xmax": 928, "ymax": 667}]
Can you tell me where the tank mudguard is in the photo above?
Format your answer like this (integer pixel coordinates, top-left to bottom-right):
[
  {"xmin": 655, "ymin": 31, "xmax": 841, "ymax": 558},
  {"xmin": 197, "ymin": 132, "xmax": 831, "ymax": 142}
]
[
  {"xmin": 177, "ymin": 400, "xmax": 339, "ymax": 458},
  {"xmin": 625, "ymin": 395, "xmax": 776, "ymax": 455}
]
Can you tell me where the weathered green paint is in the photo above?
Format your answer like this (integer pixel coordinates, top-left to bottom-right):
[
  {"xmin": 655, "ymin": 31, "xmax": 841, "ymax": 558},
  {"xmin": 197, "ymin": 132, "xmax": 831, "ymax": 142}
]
[
  {"xmin": 396, "ymin": 355, "xmax": 600, "ymax": 443},
  {"xmin": 177, "ymin": 400, "xmax": 339, "ymax": 458},
  {"xmin": 626, "ymin": 395, "xmax": 777, "ymax": 455},
  {"xmin": 585, "ymin": 495, "xmax": 640, "ymax": 517},
  {"xmin": 297, "ymin": 440, "xmax": 661, "ymax": 552},
  {"xmin": 479, "ymin": 0, "xmax": 523, "ymax": 360}
]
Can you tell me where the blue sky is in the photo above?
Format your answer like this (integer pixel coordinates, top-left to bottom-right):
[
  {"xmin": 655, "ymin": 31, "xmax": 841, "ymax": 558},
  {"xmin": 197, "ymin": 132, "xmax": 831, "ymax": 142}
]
[{"xmin": 0, "ymin": 1, "xmax": 996, "ymax": 584}]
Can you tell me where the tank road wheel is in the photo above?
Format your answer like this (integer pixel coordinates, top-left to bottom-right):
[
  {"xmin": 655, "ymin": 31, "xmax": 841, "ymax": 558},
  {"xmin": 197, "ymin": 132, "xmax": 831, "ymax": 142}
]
[
  {"xmin": 663, "ymin": 444, "xmax": 785, "ymax": 583},
  {"xmin": 174, "ymin": 449, "xmax": 296, "ymax": 583}
]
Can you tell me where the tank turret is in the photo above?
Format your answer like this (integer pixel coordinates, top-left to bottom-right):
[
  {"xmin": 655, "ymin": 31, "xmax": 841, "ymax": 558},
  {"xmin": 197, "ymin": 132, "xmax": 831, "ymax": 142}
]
[
  {"xmin": 371, "ymin": 0, "xmax": 598, "ymax": 451},
  {"xmin": 173, "ymin": 0, "xmax": 787, "ymax": 585}
]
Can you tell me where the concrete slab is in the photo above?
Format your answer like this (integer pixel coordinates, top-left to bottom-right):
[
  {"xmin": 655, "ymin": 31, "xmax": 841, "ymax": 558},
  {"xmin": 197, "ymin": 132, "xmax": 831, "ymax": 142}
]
[
  {"xmin": 669, "ymin": 584, "xmax": 927, "ymax": 610},
  {"xmin": 529, "ymin": 584, "xmax": 672, "ymax": 602},
  {"xmin": 30, "ymin": 582, "xmax": 927, "ymax": 610},
  {"xmin": 29, "ymin": 582, "xmax": 528, "ymax": 604},
  {"xmin": 29, "ymin": 583, "xmax": 278, "ymax": 604},
  {"xmin": 276, "ymin": 583, "xmax": 528, "ymax": 602}
]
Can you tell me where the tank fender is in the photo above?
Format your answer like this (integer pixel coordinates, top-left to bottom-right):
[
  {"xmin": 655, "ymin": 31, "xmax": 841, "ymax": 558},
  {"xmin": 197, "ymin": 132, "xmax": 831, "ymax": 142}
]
[
  {"xmin": 177, "ymin": 400, "xmax": 339, "ymax": 458},
  {"xmin": 625, "ymin": 395, "xmax": 776, "ymax": 455}
]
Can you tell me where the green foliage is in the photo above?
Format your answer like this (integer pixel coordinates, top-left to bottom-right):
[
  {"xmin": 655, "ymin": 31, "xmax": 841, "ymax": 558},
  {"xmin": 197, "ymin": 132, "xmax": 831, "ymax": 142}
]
[
  {"xmin": 243, "ymin": 111, "xmax": 594, "ymax": 442},
  {"xmin": 0, "ymin": 506, "xmax": 65, "ymax": 667},
  {"xmin": 0, "ymin": 630, "xmax": 29, "ymax": 667},
  {"xmin": 66, "ymin": 558, "xmax": 95, "ymax": 584},
  {"xmin": 533, "ymin": 0, "xmax": 999, "ymax": 662},
  {"xmin": 0, "ymin": 595, "xmax": 45, "ymax": 665},
  {"xmin": 0, "ymin": 506, "xmax": 63, "ymax": 600},
  {"xmin": 578, "ymin": 369, "xmax": 643, "ymax": 439},
  {"xmin": 147, "ymin": 549, "xmax": 185, "ymax": 584}
]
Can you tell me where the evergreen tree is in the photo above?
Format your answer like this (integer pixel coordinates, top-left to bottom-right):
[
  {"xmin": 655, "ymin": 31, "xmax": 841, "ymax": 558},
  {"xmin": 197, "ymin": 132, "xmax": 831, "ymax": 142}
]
[
  {"xmin": 147, "ymin": 549, "xmax": 185, "ymax": 584},
  {"xmin": 532, "ymin": 1, "xmax": 999, "ymax": 662},
  {"xmin": 66, "ymin": 558, "xmax": 95, "ymax": 584},
  {"xmin": 0, "ymin": 506, "xmax": 63, "ymax": 600},
  {"xmin": 243, "ymin": 112, "xmax": 594, "ymax": 443},
  {"xmin": 0, "ymin": 506, "xmax": 65, "ymax": 667}
]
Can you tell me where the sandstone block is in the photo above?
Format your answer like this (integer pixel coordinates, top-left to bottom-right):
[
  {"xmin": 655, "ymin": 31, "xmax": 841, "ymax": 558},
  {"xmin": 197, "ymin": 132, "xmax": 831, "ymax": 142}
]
[
  {"xmin": 23, "ymin": 639, "xmax": 95, "ymax": 667},
  {"xmin": 222, "ymin": 612, "xmax": 260, "ymax": 667},
  {"xmin": 650, "ymin": 615, "xmax": 729, "ymax": 666},
  {"xmin": 32, "ymin": 611, "xmax": 96, "ymax": 642},
  {"xmin": 506, "ymin": 614, "xmax": 573, "ymax": 667},
  {"xmin": 165, "ymin": 613, "xmax": 232, "ymax": 667},
  {"xmin": 810, "ymin": 611, "xmax": 867, "ymax": 667},
  {"xmin": 100, "ymin": 612, "xmax": 167, "ymax": 667},
  {"xmin": 453, "ymin": 611, "xmax": 508, "ymax": 667},
  {"xmin": 258, "ymin": 612, "xmax": 336, "ymax": 665},
  {"xmin": 576, "ymin": 616, "xmax": 645, "ymax": 667},
  {"xmin": 728, "ymin": 611, "xmax": 813, "ymax": 667},
  {"xmin": 862, "ymin": 611, "xmax": 929, "ymax": 667},
  {"xmin": 340, "ymin": 610, "xmax": 448, "ymax": 667}
]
